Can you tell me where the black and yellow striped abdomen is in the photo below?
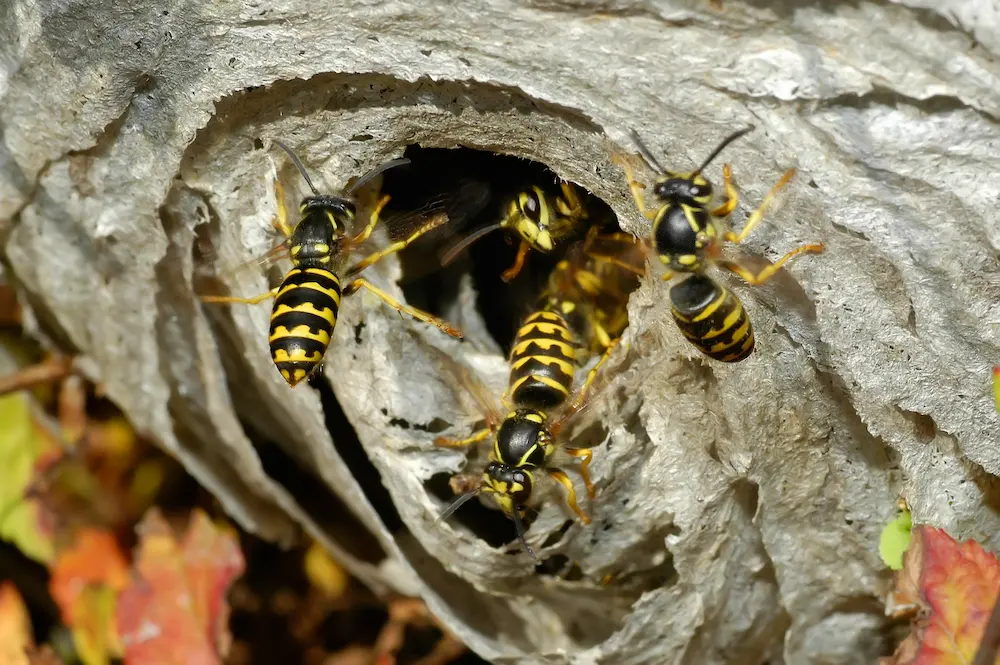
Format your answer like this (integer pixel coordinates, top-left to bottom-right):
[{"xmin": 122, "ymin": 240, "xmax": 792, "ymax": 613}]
[
  {"xmin": 268, "ymin": 267, "xmax": 342, "ymax": 386},
  {"xmin": 507, "ymin": 310, "xmax": 577, "ymax": 409},
  {"xmin": 669, "ymin": 274, "xmax": 754, "ymax": 363}
]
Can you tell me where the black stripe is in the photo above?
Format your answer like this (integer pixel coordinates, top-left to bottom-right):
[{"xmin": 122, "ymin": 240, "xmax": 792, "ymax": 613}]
[
  {"xmin": 269, "ymin": 310, "xmax": 334, "ymax": 338},
  {"xmin": 273, "ymin": 285, "xmax": 340, "ymax": 317},
  {"xmin": 270, "ymin": 334, "xmax": 329, "ymax": 359},
  {"xmin": 281, "ymin": 268, "xmax": 341, "ymax": 292}
]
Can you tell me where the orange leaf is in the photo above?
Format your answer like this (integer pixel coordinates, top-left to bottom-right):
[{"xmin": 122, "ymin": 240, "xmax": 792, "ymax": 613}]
[
  {"xmin": 116, "ymin": 508, "xmax": 245, "ymax": 665},
  {"xmin": 0, "ymin": 582, "xmax": 33, "ymax": 665},
  {"xmin": 882, "ymin": 526, "xmax": 1000, "ymax": 665},
  {"xmin": 49, "ymin": 529, "xmax": 129, "ymax": 665}
]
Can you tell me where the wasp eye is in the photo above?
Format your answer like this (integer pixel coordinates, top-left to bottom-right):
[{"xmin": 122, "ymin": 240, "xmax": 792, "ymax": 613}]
[
  {"xmin": 522, "ymin": 191, "xmax": 541, "ymax": 220},
  {"xmin": 690, "ymin": 183, "xmax": 711, "ymax": 198}
]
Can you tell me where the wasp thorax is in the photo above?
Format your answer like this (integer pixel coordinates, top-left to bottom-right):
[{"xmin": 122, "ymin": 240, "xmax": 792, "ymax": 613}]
[
  {"xmin": 496, "ymin": 409, "xmax": 552, "ymax": 467},
  {"xmin": 653, "ymin": 175, "xmax": 713, "ymax": 205}
]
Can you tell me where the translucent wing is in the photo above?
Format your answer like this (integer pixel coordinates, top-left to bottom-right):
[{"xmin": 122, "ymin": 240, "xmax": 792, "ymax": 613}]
[{"xmin": 425, "ymin": 345, "xmax": 505, "ymax": 432}]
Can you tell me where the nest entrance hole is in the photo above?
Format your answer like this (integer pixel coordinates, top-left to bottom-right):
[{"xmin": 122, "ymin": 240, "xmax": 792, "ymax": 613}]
[{"xmin": 381, "ymin": 145, "xmax": 620, "ymax": 354}]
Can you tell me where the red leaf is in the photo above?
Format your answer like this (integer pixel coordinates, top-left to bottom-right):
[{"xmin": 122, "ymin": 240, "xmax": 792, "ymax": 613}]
[
  {"xmin": 115, "ymin": 509, "xmax": 245, "ymax": 665},
  {"xmin": 882, "ymin": 526, "xmax": 1000, "ymax": 665}
]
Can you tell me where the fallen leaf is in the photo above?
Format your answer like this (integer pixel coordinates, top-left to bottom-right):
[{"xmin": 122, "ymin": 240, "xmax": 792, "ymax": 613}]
[
  {"xmin": 0, "ymin": 392, "xmax": 56, "ymax": 564},
  {"xmin": 304, "ymin": 541, "xmax": 348, "ymax": 599},
  {"xmin": 0, "ymin": 582, "xmax": 33, "ymax": 665},
  {"xmin": 25, "ymin": 646, "xmax": 66, "ymax": 665},
  {"xmin": 116, "ymin": 508, "xmax": 245, "ymax": 665},
  {"xmin": 49, "ymin": 529, "xmax": 129, "ymax": 665},
  {"xmin": 880, "ymin": 504, "xmax": 913, "ymax": 571},
  {"xmin": 881, "ymin": 526, "xmax": 1000, "ymax": 664}
]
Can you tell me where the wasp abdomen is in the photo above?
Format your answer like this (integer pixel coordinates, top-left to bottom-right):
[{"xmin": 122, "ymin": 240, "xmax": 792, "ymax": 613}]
[
  {"xmin": 508, "ymin": 310, "xmax": 577, "ymax": 409},
  {"xmin": 670, "ymin": 274, "xmax": 754, "ymax": 363},
  {"xmin": 268, "ymin": 267, "xmax": 342, "ymax": 386}
]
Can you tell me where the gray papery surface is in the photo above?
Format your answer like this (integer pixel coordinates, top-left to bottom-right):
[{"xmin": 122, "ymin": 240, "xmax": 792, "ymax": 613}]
[{"xmin": 2, "ymin": 1, "xmax": 999, "ymax": 663}]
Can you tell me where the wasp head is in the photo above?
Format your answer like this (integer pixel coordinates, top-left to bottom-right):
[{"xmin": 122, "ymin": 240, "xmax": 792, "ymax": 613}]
[
  {"xmin": 502, "ymin": 186, "xmax": 554, "ymax": 253},
  {"xmin": 484, "ymin": 460, "xmax": 534, "ymax": 518},
  {"xmin": 652, "ymin": 173, "xmax": 713, "ymax": 207}
]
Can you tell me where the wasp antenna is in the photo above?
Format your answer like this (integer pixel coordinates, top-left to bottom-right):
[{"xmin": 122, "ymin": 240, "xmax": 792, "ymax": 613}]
[
  {"xmin": 435, "ymin": 487, "xmax": 483, "ymax": 525},
  {"xmin": 439, "ymin": 223, "xmax": 504, "ymax": 266},
  {"xmin": 692, "ymin": 125, "xmax": 755, "ymax": 177},
  {"xmin": 271, "ymin": 139, "xmax": 321, "ymax": 197},
  {"xmin": 629, "ymin": 129, "xmax": 667, "ymax": 174},
  {"xmin": 347, "ymin": 157, "xmax": 412, "ymax": 196},
  {"xmin": 510, "ymin": 508, "xmax": 537, "ymax": 560}
]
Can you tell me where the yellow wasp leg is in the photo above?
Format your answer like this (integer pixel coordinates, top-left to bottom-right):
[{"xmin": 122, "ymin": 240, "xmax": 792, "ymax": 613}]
[
  {"xmin": 345, "ymin": 208, "xmax": 447, "ymax": 278},
  {"xmin": 344, "ymin": 277, "xmax": 464, "ymax": 339},
  {"xmin": 349, "ymin": 194, "xmax": 391, "ymax": 246},
  {"xmin": 549, "ymin": 469, "xmax": 591, "ymax": 524},
  {"xmin": 724, "ymin": 168, "xmax": 796, "ymax": 244},
  {"xmin": 271, "ymin": 175, "xmax": 294, "ymax": 238},
  {"xmin": 501, "ymin": 240, "xmax": 531, "ymax": 283},
  {"xmin": 201, "ymin": 286, "xmax": 280, "ymax": 305},
  {"xmin": 566, "ymin": 337, "xmax": 622, "ymax": 414},
  {"xmin": 660, "ymin": 269, "xmax": 675, "ymax": 282},
  {"xmin": 434, "ymin": 427, "xmax": 492, "ymax": 448},
  {"xmin": 565, "ymin": 447, "xmax": 595, "ymax": 499},
  {"xmin": 710, "ymin": 163, "xmax": 739, "ymax": 218},
  {"xmin": 611, "ymin": 154, "xmax": 658, "ymax": 221},
  {"xmin": 558, "ymin": 181, "xmax": 585, "ymax": 217},
  {"xmin": 719, "ymin": 243, "xmax": 825, "ymax": 286}
]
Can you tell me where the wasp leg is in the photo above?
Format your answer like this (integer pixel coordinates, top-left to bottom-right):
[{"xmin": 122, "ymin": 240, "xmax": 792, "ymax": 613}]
[
  {"xmin": 349, "ymin": 194, "xmax": 391, "ymax": 246},
  {"xmin": 200, "ymin": 286, "xmax": 280, "ymax": 305},
  {"xmin": 434, "ymin": 427, "xmax": 492, "ymax": 448},
  {"xmin": 565, "ymin": 447, "xmax": 595, "ymax": 499},
  {"xmin": 271, "ymin": 175, "xmax": 294, "ymax": 238},
  {"xmin": 345, "ymin": 208, "xmax": 447, "ymax": 278},
  {"xmin": 611, "ymin": 154, "xmax": 659, "ymax": 221},
  {"xmin": 549, "ymin": 469, "xmax": 591, "ymax": 524},
  {"xmin": 501, "ymin": 240, "xmax": 532, "ymax": 283},
  {"xmin": 566, "ymin": 337, "xmax": 622, "ymax": 414},
  {"xmin": 710, "ymin": 163, "xmax": 739, "ymax": 218},
  {"xmin": 557, "ymin": 181, "xmax": 585, "ymax": 217},
  {"xmin": 723, "ymin": 168, "xmax": 796, "ymax": 244},
  {"xmin": 719, "ymin": 243, "xmax": 825, "ymax": 286},
  {"xmin": 344, "ymin": 277, "xmax": 464, "ymax": 339}
]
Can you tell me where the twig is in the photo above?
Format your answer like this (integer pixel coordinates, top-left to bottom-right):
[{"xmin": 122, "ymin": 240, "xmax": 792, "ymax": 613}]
[
  {"xmin": 0, "ymin": 355, "xmax": 73, "ymax": 397},
  {"xmin": 972, "ymin": 591, "xmax": 1000, "ymax": 665}
]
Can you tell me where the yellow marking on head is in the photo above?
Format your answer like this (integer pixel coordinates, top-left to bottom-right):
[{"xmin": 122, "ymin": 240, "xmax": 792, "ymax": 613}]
[
  {"xmin": 506, "ymin": 410, "xmax": 518, "ymax": 419},
  {"xmin": 524, "ymin": 412, "xmax": 545, "ymax": 424},
  {"xmin": 658, "ymin": 254, "xmax": 672, "ymax": 265}
]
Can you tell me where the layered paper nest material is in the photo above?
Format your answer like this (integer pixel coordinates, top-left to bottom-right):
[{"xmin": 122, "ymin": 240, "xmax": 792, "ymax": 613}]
[{"xmin": 2, "ymin": 1, "xmax": 999, "ymax": 662}]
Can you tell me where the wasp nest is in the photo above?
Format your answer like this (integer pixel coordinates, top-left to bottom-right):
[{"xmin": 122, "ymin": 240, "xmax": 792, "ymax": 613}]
[{"xmin": 2, "ymin": 1, "xmax": 999, "ymax": 663}]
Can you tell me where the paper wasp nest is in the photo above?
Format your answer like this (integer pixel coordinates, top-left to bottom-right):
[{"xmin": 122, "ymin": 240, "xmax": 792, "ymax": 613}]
[{"xmin": 2, "ymin": 1, "xmax": 999, "ymax": 663}]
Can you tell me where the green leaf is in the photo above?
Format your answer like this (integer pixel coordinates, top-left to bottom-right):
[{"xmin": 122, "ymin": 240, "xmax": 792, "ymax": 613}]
[
  {"xmin": 0, "ymin": 393, "xmax": 55, "ymax": 563},
  {"xmin": 879, "ymin": 506, "xmax": 913, "ymax": 571}
]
